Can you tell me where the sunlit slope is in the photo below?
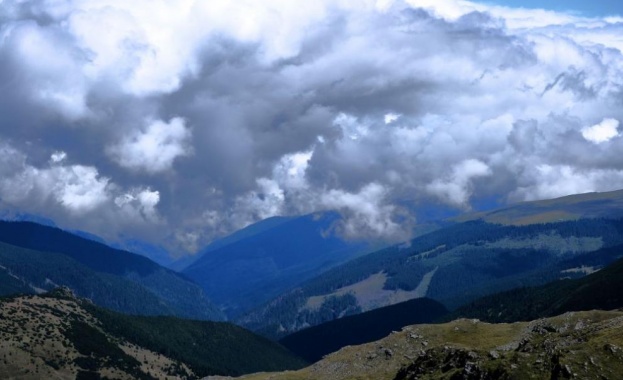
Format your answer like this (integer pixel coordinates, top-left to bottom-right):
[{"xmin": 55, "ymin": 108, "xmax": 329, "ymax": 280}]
[{"xmin": 455, "ymin": 189, "xmax": 623, "ymax": 225}]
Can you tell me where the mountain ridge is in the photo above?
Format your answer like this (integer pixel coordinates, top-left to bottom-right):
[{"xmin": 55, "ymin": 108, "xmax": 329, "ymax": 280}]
[
  {"xmin": 0, "ymin": 221, "xmax": 224, "ymax": 321},
  {"xmin": 238, "ymin": 190, "xmax": 623, "ymax": 338},
  {"xmin": 0, "ymin": 289, "xmax": 305, "ymax": 379},
  {"xmin": 183, "ymin": 211, "xmax": 374, "ymax": 317}
]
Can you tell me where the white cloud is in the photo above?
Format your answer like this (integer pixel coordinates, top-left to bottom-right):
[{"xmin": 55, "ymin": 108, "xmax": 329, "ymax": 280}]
[
  {"xmin": 321, "ymin": 182, "xmax": 413, "ymax": 241},
  {"xmin": 108, "ymin": 117, "xmax": 191, "ymax": 173},
  {"xmin": 4, "ymin": 0, "xmax": 623, "ymax": 252},
  {"xmin": 384, "ymin": 113, "xmax": 400, "ymax": 124},
  {"xmin": 426, "ymin": 159, "xmax": 492, "ymax": 208},
  {"xmin": 582, "ymin": 118, "xmax": 620, "ymax": 144},
  {"xmin": 511, "ymin": 164, "xmax": 623, "ymax": 201},
  {"xmin": 0, "ymin": 150, "xmax": 111, "ymax": 214},
  {"xmin": 50, "ymin": 151, "xmax": 67, "ymax": 163},
  {"xmin": 0, "ymin": 145, "xmax": 163, "ymax": 242},
  {"xmin": 114, "ymin": 188, "xmax": 161, "ymax": 223}
]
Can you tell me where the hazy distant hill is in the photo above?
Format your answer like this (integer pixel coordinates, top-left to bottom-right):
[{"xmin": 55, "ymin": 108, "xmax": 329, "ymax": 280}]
[
  {"xmin": 0, "ymin": 221, "xmax": 224, "ymax": 321},
  {"xmin": 170, "ymin": 216, "xmax": 296, "ymax": 271},
  {"xmin": 183, "ymin": 212, "xmax": 374, "ymax": 316},
  {"xmin": 239, "ymin": 190, "xmax": 623, "ymax": 338},
  {"xmin": 0, "ymin": 289, "xmax": 305, "ymax": 379}
]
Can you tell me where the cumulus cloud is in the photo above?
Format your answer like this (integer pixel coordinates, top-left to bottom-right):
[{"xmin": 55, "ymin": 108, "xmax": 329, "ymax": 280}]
[
  {"xmin": 320, "ymin": 183, "xmax": 414, "ymax": 241},
  {"xmin": 511, "ymin": 165, "xmax": 623, "ymax": 201},
  {"xmin": 1, "ymin": 0, "xmax": 623, "ymax": 254},
  {"xmin": 107, "ymin": 117, "xmax": 192, "ymax": 173},
  {"xmin": 0, "ymin": 144, "xmax": 162, "ymax": 240},
  {"xmin": 0, "ymin": 147, "xmax": 110, "ymax": 214},
  {"xmin": 582, "ymin": 118, "xmax": 620, "ymax": 144},
  {"xmin": 114, "ymin": 188, "xmax": 161, "ymax": 223},
  {"xmin": 427, "ymin": 159, "xmax": 492, "ymax": 208}
]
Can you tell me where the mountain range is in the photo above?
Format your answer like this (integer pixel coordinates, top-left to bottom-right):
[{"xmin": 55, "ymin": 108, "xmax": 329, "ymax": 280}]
[
  {"xmin": 237, "ymin": 190, "xmax": 623, "ymax": 338},
  {"xmin": 226, "ymin": 247, "xmax": 623, "ymax": 379},
  {"xmin": 181, "ymin": 211, "xmax": 375, "ymax": 316},
  {"xmin": 2, "ymin": 189, "xmax": 623, "ymax": 378},
  {"xmin": 0, "ymin": 221, "xmax": 224, "ymax": 321}
]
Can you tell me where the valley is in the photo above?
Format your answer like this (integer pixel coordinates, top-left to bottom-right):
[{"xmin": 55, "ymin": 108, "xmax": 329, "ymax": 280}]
[
  {"xmin": 238, "ymin": 216, "xmax": 623, "ymax": 339},
  {"xmin": 1, "ymin": 190, "xmax": 623, "ymax": 378},
  {"xmin": 1, "ymin": 1, "xmax": 622, "ymax": 378}
]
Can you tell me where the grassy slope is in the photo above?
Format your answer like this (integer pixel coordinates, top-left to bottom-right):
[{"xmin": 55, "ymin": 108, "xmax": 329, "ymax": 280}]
[
  {"xmin": 232, "ymin": 310, "xmax": 623, "ymax": 380},
  {"xmin": 454, "ymin": 189, "xmax": 623, "ymax": 225}
]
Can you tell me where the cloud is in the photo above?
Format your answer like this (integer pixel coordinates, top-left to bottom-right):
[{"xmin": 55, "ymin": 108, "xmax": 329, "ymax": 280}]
[
  {"xmin": 510, "ymin": 164, "xmax": 623, "ymax": 201},
  {"xmin": 1, "ymin": 0, "xmax": 623, "ymax": 253},
  {"xmin": 582, "ymin": 118, "xmax": 620, "ymax": 144},
  {"xmin": 114, "ymin": 188, "xmax": 161, "ymax": 223},
  {"xmin": 427, "ymin": 159, "xmax": 492, "ymax": 208},
  {"xmin": 0, "ymin": 143, "xmax": 162, "ymax": 240},
  {"xmin": 107, "ymin": 117, "xmax": 192, "ymax": 173},
  {"xmin": 0, "ymin": 147, "xmax": 110, "ymax": 214},
  {"xmin": 320, "ymin": 182, "xmax": 414, "ymax": 241}
]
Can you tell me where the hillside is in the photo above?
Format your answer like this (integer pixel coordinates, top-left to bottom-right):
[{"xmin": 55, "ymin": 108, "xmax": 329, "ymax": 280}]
[
  {"xmin": 0, "ymin": 221, "xmax": 224, "ymax": 321},
  {"xmin": 223, "ymin": 310, "xmax": 623, "ymax": 380},
  {"xmin": 454, "ymin": 189, "xmax": 623, "ymax": 225},
  {"xmin": 239, "ymin": 217, "xmax": 623, "ymax": 338},
  {"xmin": 279, "ymin": 298, "xmax": 448, "ymax": 363},
  {"xmin": 0, "ymin": 289, "xmax": 305, "ymax": 379},
  {"xmin": 183, "ymin": 212, "xmax": 372, "ymax": 316},
  {"xmin": 451, "ymin": 245, "xmax": 623, "ymax": 323}
]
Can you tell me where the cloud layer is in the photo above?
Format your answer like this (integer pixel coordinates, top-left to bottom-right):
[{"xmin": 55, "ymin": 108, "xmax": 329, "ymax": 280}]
[{"xmin": 1, "ymin": 0, "xmax": 623, "ymax": 254}]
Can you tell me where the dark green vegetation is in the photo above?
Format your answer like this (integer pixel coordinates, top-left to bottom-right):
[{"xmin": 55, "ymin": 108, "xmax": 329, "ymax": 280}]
[
  {"xmin": 183, "ymin": 212, "xmax": 374, "ymax": 316},
  {"xmin": 0, "ymin": 241, "xmax": 202, "ymax": 316},
  {"xmin": 452, "ymin": 245, "xmax": 623, "ymax": 323},
  {"xmin": 0, "ymin": 290, "xmax": 305, "ymax": 379},
  {"xmin": 239, "ymin": 217, "xmax": 623, "ymax": 338},
  {"xmin": 279, "ymin": 298, "xmax": 448, "ymax": 363},
  {"xmin": 62, "ymin": 319, "xmax": 152, "ymax": 380},
  {"xmin": 0, "ymin": 221, "xmax": 224, "ymax": 320},
  {"xmin": 282, "ymin": 249, "xmax": 623, "ymax": 364},
  {"xmin": 85, "ymin": 304, "xmax": 307, "ymax": 377}
]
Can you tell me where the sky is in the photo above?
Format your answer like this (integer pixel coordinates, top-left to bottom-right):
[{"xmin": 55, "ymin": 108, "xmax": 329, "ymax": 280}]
[
  {"xmin": 0, "ymin": 0, "xmax": 623, "ymax": 256},
  {"xmin": 486, "ymin": 1, "xmax": 623, "ymax": 18}
]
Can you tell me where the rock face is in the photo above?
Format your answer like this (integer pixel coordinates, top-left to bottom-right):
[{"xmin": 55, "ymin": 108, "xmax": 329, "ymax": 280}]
[
  {"xmin": 231, "ymin": 310, "xmax": 623, "ymax": 380},
  {"xmin": 394, "ymin": 347, "xmax": 509, "ymax": 380}
]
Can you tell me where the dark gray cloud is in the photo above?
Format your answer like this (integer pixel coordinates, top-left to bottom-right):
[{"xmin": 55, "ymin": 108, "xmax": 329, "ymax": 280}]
[{"xmin": 0, "ymin": 0, "xmax": 622, "ymax": 255}]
